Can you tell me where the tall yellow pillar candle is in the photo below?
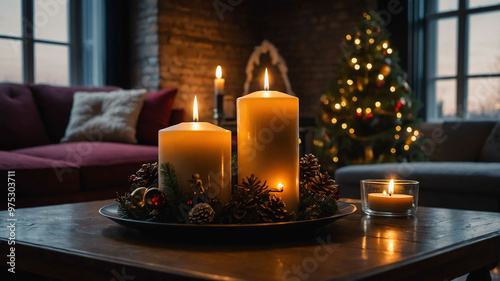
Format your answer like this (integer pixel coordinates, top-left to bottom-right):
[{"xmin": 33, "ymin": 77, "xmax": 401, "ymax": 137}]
[
  {"xmin": 159, "ymin": 96, "xmax": 232, "ymax": 202},
  {"xmin": 237, "ymin": 69, "xmax": 299, "ymax": 212}
]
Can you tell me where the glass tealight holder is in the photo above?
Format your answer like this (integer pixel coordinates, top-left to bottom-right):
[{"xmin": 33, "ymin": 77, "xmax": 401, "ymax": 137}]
[{"xmin": 361, "ymin": 179, "xmax": 419, "ymax": 217}]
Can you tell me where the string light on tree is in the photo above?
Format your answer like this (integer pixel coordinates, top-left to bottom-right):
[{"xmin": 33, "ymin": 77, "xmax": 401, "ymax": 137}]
[{"xmin": 316, "ymin": 11, "xmax": 426, "ymax": 170}]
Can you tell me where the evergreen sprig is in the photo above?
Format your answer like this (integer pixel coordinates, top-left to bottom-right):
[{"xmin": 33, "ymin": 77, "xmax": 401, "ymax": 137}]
[{"xmin": 116, "ymin": 160, "xmax": 340, "ymax": 224}]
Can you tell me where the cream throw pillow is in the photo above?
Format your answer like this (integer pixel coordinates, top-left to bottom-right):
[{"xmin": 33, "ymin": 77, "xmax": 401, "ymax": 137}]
[{"xmin": 61, "ymin": 89, "xmax": 147, "ymax": 144}]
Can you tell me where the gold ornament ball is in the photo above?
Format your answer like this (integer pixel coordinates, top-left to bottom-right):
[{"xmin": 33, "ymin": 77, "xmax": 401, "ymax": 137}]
[
  {"xmin": 380, "ymin": 64, "xmax": 391, "ymax": 76},
  {"xmin": 130, "ymin": 187, "xmax": 147, "ymax": 208}
]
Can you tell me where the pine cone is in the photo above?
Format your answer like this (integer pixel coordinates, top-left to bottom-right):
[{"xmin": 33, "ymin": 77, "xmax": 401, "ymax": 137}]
[
  {"xmin": 304, "ymin": 172, "xmax": 339, "ymax": 195},
  {"xmin": 300, "ymin": 154, "xmax": 321, "ymax": 181},
  {"xmin": 131, "ymin": 162, "xmax": 159, "ymax": 191},
  {"xmin": 189, "ymin": 203, "xmax": 215, "ymax": 224},
  {"xmin": 258, "ymin": 195, "xmax": 287, "ymax": 223},
  {"xmin": 222, "ymin": 175, "xmax": 288, "ymax": 223}
]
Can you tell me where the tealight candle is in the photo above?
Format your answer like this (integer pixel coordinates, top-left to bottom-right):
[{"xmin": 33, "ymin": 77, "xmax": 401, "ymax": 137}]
[
  {"xmin": 361, "ymin": 179, "xmax": 419, "ymax": 216},
  {"xmin": 367, "ymin": 180, "xmax": 413, "ymax": 212},
  {"xmin": 159, "ymin": 96, "xmax": 232, "ymax": 202}
]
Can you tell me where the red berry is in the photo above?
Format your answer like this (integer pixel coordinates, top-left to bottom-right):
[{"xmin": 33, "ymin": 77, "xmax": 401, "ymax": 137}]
[{"xmin": 130, "ymin": 175, "xmax": 136, "ymax": 180}]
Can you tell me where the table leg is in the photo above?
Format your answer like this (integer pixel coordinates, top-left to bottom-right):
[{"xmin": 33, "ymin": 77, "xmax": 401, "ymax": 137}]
[{"xmin": 466, "ymin": 266, "xmax": 493, "ymax": 281}]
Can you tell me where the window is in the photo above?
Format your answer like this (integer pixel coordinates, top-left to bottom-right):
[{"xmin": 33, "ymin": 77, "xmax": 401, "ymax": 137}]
[
  {"xmin": 0, "ymin": 0, "xmax": 73, "ymax": 86},
  {"xmin": 424, "ymin": 0, "xmax": 500, "ymax": 120}
]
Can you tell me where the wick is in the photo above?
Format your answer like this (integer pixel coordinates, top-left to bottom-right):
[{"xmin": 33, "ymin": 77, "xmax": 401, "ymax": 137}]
[{"xmin": 389, "ymin": 193, "xmax": 392, "ymax": 197}]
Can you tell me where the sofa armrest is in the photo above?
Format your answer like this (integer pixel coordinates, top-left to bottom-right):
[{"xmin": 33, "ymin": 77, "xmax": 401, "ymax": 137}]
[{"xmin": 168, "ymin": 108, "xmax": 185, "ymax": 126}]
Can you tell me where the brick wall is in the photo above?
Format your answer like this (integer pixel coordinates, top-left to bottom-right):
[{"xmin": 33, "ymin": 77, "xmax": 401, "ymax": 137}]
[
  {"xmin": 262, "ymin": 0, "xmax": 374, "ymax": 118},
  {"xmin": 131, "ymin": 0, "xmax": 375, "ymax": 120},
  {"xmin": 130, "ymin": 0, "xmax": 160, "ymax": 90},
  {"xmin": 157, "ymin": 0, "xmax": 261, "ymax": 121}
]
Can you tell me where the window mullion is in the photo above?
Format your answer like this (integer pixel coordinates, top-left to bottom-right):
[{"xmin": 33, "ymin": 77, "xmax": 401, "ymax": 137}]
[
  {"xmin": 456, "ymin": 0, "xmax": 468, "ymax": 118},
  {"xmin": 22, "ymin": 0, "xmax": 34, "ymax": 84}
]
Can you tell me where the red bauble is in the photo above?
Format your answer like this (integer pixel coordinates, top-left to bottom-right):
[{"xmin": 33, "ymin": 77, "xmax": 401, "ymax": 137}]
[
  {"xmin": 395, "ymin": 100, "xmax": 403, "ymax": 111},
  {"xmin": 143, "ymin": 188, "xmax": 167, "ymax": 211},
  {"xmin": 130, "ymin": 174, "xmax": 136, "ymax": 180}
]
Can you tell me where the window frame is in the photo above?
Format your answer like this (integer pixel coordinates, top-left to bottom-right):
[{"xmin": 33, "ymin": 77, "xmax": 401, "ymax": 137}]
[
  {"xmin": 422, "ymin": 0, "xmax": 500, "ymax": 120},
  {"xmin": 0, "ymin": 0, "xmax": 81, "ymax": 85}
]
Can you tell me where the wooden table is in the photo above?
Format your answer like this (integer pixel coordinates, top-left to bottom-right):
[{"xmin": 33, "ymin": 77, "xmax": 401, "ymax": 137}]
[{"xmin": 1, "ymin": 199, "xmax": 499, "ymax": 281}]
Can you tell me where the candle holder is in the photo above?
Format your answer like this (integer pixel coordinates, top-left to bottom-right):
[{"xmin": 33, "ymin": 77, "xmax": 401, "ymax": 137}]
[{"xmin": 361, "ymin": 179, "xmax": 419, "ymax": 217}]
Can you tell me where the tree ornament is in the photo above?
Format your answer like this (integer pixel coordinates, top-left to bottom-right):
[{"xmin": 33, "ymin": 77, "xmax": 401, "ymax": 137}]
[
  {"xmin": 188, "ymin": 203, "xmax": 215, "ymax": 224},
  {"xmin": 395, "ymin": 100, "xmax": 403, "ymax": 111},
  {"xmin": 376, "ymin": 79, "xmax": 385, "ymax": 88},
  {"xmin": 322, "ymin": 113, "xmax": 330, "ymax": 124},
  {"xmin": 130, "ymin": 162, "xmax": 159, "ymax": 191},
  {"xmin": 403, "ymin": 81, "xmax": 410, "ymax": 92},
  {"xmin": 356, "ymin": 79, "xmax": 364, "ymax": 91},
  {"xmin": 130, "ymin": 187, "xmax": 147, "ymax": 209},
  {"xmin": 143, "ymin": 187, "xmax": 167, "ymax": 211},
  {"xmin": 380, "ymin": 65, "xmax": 391, "ymax": 76}
]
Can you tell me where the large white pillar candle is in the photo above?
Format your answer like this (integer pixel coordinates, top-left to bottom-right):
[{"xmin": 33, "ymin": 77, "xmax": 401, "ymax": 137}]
[
  {"xmin": 159, "ymin": 96, "xmax": 232, "ymax": 202},
  {"xmin": 237, "ymin": 69, "xmax": 299, "ymax": 212}
]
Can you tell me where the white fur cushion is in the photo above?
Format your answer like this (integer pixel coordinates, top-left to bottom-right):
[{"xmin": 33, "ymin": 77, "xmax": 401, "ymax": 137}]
[{"xmin": 61, "ymin": 89, "xmax": 147, "ymax": 144}]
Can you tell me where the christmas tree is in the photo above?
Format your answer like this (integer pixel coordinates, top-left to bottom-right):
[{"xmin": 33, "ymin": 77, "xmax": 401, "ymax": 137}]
[{"xmin": 315, "ymin": 12, "xmax": 427, "ymax": 172}]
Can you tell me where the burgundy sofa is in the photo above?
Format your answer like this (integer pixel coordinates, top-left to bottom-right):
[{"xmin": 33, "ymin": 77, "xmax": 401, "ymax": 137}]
[{"xmin": 0, "ymin": 83, "xmax": 184, "ymax": 208}]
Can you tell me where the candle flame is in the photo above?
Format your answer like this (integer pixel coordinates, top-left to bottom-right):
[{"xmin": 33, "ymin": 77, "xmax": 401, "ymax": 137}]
[
  {"xmin": 193, "ymin": 95, "xmax": 199, "ymax": 122},
  {"xmin": 264, "ymin": 68, "xmax": 269, "ymax": 91},
  {"xmin": 277, "ymin": 183, "xmax": 284, "ymax": 191},
  {"xmin": 388, "ymin": 179, "xmax": 394, "ymax": 195},
  {"xmin": 216, "ymin": 65, "xmax": 222, "ymax": 79}
]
